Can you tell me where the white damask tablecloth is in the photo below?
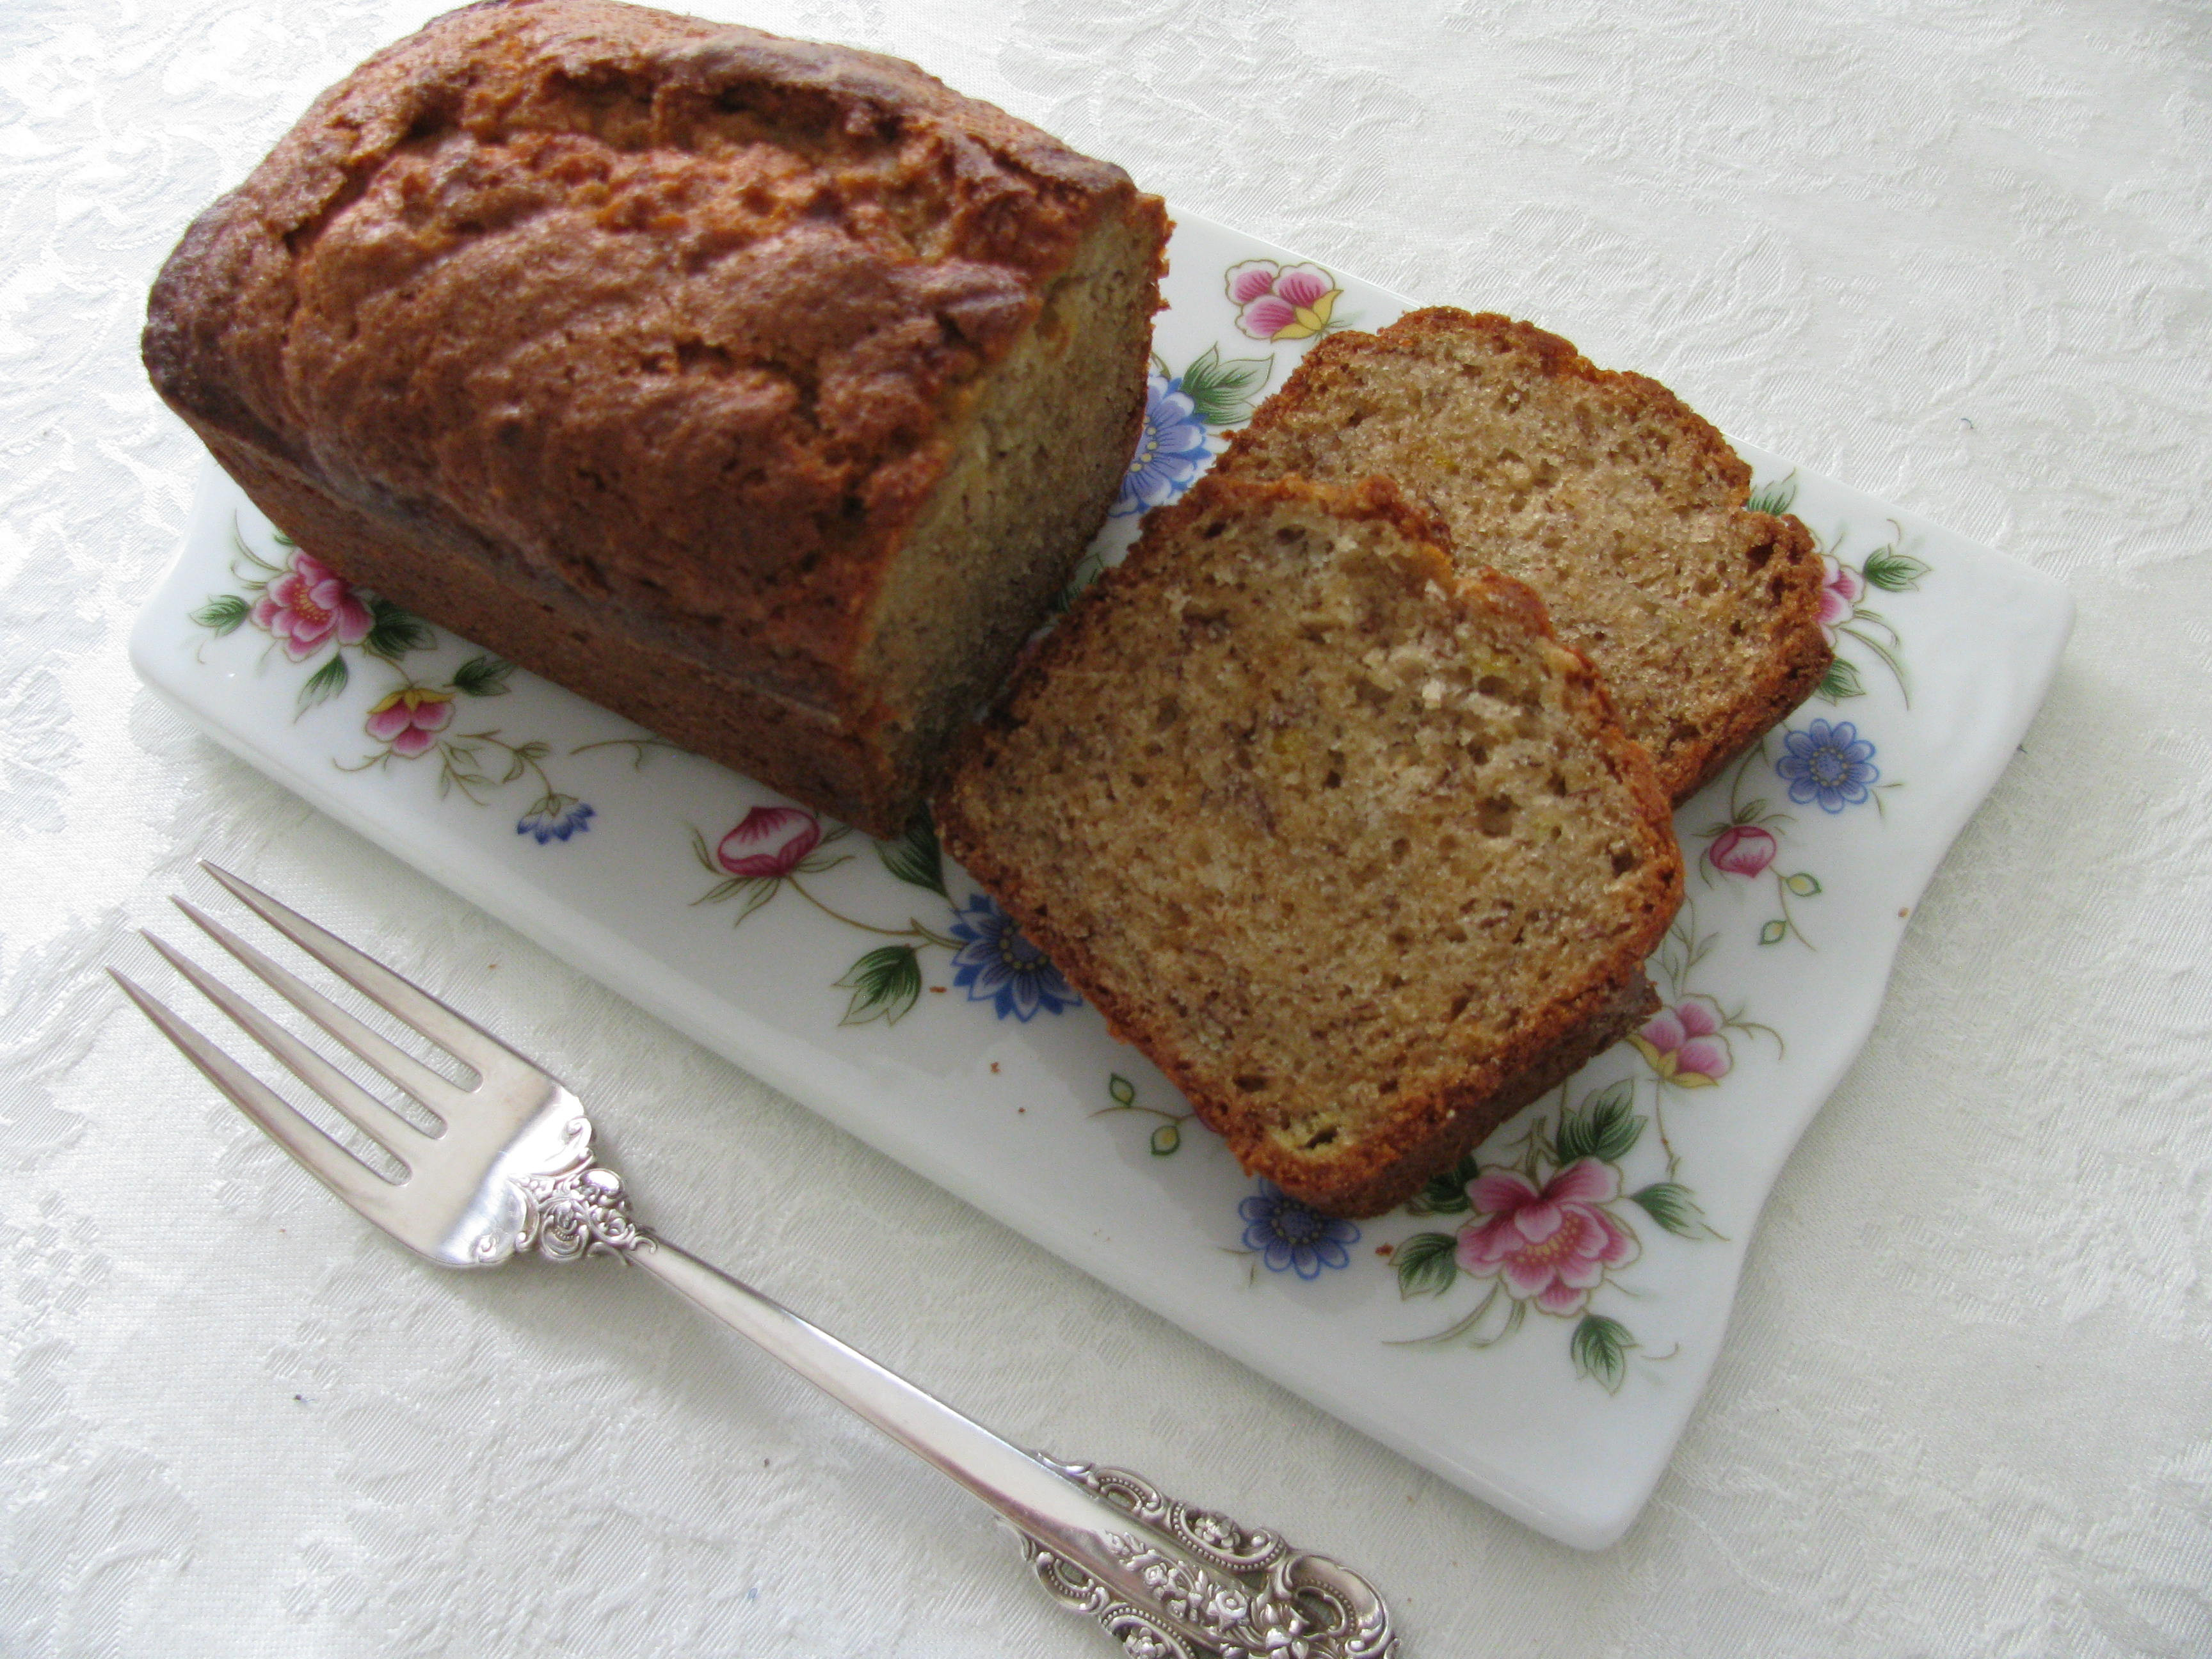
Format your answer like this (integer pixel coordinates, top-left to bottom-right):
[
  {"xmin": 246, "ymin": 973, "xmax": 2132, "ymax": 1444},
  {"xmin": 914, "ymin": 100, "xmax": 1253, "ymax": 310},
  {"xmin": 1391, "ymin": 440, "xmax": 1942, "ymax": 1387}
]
[{"xmin": 4, "ymin": 1, "xmax": 2209, "ymax": 1653}]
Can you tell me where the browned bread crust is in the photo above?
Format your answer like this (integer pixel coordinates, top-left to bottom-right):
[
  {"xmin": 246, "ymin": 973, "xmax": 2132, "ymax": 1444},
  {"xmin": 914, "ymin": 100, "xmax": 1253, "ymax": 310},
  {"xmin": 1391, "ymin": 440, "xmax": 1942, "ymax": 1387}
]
[
  {"xmin": 1214, "ymin": 307, "xmax": 1831, "ymax": 803},
  {"xmin": 936, "ymin": 472, "xmax": 1682, "ymax": 1217},
  {"xmin": 144, "ymin": 0, "xmax": 1166, "ymax": 835}
]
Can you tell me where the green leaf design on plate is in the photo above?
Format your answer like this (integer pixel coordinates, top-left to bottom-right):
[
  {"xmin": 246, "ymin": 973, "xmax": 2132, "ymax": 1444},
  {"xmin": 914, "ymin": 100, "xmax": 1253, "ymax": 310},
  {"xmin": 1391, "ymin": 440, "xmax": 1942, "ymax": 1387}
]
[
  {"xmin": 1783, "ymin": 872, "xmax": 1822, "ymax": 897},
  {"xmin": 1818, "ymin": 656, "xmax": 1865, "ymax": 701},
  {"xmin": 451, "ymin": 654, "xmax": 515, "ymax": 697},
  {"xmin": 1759, "ymin": 918, "xmax": 1789, "ymax": 945},
  {"xmin": 726, "ymin": 879, "xmax": 778, "ymax": 927},
  {"xmin": 1571, "ymin": 1313, "xmax": 1636, "ymax": 1393},
  {"xmin": 362, "ymin": 596, "xmax": 435, "ymax": 664},
  {"xmin": 837, "ymin": 944, "xmax": 922, "ymax": 1026},
  {"xmin": 1555, "ymin": 1079, "xmax": 1641, "ymax": 1165},
  {"xmin": 692, "ymin": 872, "xmax": 778, "ymax": 924},
  {"xmin": 1631, "ymin": 1182, "xmax": 1722, "ymax": 1240},
  {"xmin": 437, "ymin": 742, "xmax": 486, "ymax": 795},
  {"xmin": 1406, "ymin": 1150, "xmax": 1479, "ymax": 1215},
  {"xmin": 1149, "ymin": 1123, "xmax": 1181, "ymax": 1157},
  {"xmin": 1177, "ymin": 343, "xmax": 1272, "ymax": 428},
  {"xmin": 878, "ymin": 814, "xmax": 947, "ymax": 895},
  {"xmin": 1392, "ymin": 1231, "xmax": 1461, "ymax": 1299},
  {"xmin": 1745, "ymin": 474, "xmax": 1799, "ymax": 516},
  {"xmin": 1861, "ymin": 548, "xmax": 1928, "ymax": 592},
  {"xmin": 297, "ymin": 653, "xmax": 349, "ymax": 713},
  {"xmin": 191, "ymin": 593, "xmax": 250, "ymax": 636},
  {"xmin": 1109, "ymin": 1073, "xmax": 1137, "ymax": 1107}
]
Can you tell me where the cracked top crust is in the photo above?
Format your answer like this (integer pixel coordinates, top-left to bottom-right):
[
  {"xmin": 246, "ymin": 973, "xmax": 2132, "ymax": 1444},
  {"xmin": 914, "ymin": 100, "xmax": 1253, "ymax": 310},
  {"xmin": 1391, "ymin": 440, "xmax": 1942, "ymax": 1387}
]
[{"xmin": 142, "ymin": 0, "xmax": 1149, "ymax": 707}]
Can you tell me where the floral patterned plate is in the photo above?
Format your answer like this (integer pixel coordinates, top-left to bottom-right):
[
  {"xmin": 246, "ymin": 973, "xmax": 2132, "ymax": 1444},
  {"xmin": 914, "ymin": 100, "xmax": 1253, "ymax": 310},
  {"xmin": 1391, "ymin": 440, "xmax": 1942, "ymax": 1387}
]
[{"xmin": 129, "ymin": 211, "xmax": 2072, "ymax": 1550}]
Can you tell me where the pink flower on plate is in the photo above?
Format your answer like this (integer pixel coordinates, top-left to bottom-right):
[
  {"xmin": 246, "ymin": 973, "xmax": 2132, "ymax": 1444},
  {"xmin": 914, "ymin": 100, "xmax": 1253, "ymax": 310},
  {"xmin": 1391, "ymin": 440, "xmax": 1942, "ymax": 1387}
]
[
  {"xmin": 1629, "ymin": 995, "xmax": 1733, "ymax": 1087},
  {"xmin": 364, "ymin": 687, "xmax": 454, "ymax": 758},
  {"xmin": 1707, "ymin": 823, "xmax": 1778, "ymax": 878},
  {"xmin": 716, "ymin": 806, "xmax": 822, "ymax": 879},
  {"xmin": 1225, "ymin": 259, "xmax": 1342, "ymax": 342},
  {"xmin": 1818, "ymin": 555, "xmax": 1864, "ymax": 639},
  {"xmin": 1455, "ymin": 1158, "xmax": 1640, "ymax": 1316},
  {"xmin": 252, "ymin": 551, "xmax": 373, "ymax": 661}
]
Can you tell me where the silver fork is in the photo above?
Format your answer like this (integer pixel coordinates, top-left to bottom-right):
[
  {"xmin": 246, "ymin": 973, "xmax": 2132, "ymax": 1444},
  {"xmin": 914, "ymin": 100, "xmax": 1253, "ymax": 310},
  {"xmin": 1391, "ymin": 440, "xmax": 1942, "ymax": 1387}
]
[{"xmin": 112, "ymin": 862, "xmax": 1399, "ymax": 1659}]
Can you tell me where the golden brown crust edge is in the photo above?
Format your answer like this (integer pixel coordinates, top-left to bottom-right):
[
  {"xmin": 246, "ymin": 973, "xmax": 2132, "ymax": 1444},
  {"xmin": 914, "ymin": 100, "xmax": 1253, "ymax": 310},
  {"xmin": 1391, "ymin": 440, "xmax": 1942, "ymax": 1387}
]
[
  {"xmin": 1274, "ymin": 970, "xmax": 1662, "ymax": 1217},
  {"xmin": 1657, "ymin": 508, "xmax": 1829, "ymax": 801},
  {"xmin": 194, "ymin": 423, "xmax": 911, "ymax": 828},
  {"xmin": 1215, "ymin": 305, "xmax": 1834, "ymax": 805},
  {"xmin": 934, "ymin": 471, "xmax": 1685, "ymax": 1218}
]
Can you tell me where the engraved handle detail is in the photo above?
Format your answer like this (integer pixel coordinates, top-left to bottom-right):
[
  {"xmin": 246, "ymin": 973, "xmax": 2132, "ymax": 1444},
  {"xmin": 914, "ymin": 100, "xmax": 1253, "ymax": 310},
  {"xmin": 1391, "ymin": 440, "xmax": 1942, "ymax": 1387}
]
[
  {"xmin": 473, "ymin": 1116, "xmax": 643, "ymax": 1265},
  {"xmin": 511, "ymin": 1118, "xmax": 641, "ymax": 1261},
  {"xmin": 1025, "ymin": 1460, "xmax": 1399, "ymax": 1659}
]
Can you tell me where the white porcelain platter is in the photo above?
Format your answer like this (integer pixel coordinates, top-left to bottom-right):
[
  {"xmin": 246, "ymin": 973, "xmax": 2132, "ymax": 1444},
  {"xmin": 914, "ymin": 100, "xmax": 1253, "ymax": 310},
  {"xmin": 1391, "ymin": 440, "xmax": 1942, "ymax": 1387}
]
[{"xmin": 131, "ymin": 210, "xmax": 2072, "ymax": 1549}]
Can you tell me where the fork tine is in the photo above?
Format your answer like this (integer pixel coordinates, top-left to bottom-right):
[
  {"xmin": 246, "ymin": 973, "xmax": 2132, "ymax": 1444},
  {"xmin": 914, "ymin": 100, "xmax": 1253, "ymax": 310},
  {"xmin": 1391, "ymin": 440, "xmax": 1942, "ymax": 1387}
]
[
  {"xmin": 109, "ymin": 968, "xmax": 399, "ymax": 1220},
  {"xmin": 199, "ymin": 862, "xmax": 538, "ymax": 1082},
  {"xmin": 170, "ymin": 898, "xmax": 464, "ymax": 1123},
  {"xmin": 144, "ymin": 922, "xmax": 437, "ymax": 1159}
]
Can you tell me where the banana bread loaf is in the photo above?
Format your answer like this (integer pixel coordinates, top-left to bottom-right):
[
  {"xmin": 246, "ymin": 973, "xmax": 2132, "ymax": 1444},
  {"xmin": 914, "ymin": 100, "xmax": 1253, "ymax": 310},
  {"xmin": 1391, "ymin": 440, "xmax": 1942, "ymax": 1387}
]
[
  {"xmin": 934, "ymin": 473, "xmax": 1683, "ymax": 1217},
  {"xmin": 1211, "ymin": 308, "xmax": 1829, "ymax": 802},
  {"xmin": 143, "ymin": 0, "xmax": 1167, "ymax": 836}
]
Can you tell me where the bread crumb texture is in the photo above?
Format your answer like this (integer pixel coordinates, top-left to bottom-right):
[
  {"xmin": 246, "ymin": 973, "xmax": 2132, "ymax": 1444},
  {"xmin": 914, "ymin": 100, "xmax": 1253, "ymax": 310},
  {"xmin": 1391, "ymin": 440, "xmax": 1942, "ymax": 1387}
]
[
  {"xmin": 936, "ymin": 475, "xmax": 1682, "ymax": 1216},
  {"xmin": 1214, "ymin": 308, "xmax": 1831, "ymax": 801}
]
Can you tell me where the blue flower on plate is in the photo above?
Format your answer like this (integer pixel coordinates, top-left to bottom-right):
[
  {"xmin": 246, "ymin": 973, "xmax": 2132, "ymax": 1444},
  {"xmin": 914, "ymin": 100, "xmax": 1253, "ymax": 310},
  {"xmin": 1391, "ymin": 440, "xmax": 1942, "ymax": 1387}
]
[
  {"xmin": 947, "ymin": 894, "xmax": 1080, "ymax": 1021},
  {"xmin": 1111, "ymin": 370, "xmax": 1212, "ymax": 517},
  {"xmin": 1775, "ymin": 719, "xmax": 1879, "ymax": 813},
  {"xmin": 1238, "ymin": 1180, "xmax": 1360, "ymax": 1279},
  {"xmin": 517, "ymin": 794, "xmax": 595, "ymax": 844}
]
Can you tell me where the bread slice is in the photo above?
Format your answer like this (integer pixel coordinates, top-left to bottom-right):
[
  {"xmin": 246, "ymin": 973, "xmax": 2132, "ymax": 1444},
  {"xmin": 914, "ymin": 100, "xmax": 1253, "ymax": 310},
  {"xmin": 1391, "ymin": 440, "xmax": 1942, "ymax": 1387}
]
[
  {"xmin": 141, "ymin": 0, "xmax": 1166, "ymax": 838},
  {"xmin": 1212, "ymin": 308, "xmax": 1830, "ymax": 802},
  {"xmin": 934, "ymin": 474, "xmax": 1682, "ymax": 1217}
]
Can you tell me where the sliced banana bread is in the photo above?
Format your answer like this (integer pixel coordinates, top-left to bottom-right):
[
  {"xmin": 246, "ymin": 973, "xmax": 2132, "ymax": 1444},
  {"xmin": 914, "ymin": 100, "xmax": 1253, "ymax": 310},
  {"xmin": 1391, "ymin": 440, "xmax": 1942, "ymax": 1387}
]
[
  {"xmin": 1212, "ymin": 308, "xmax": 1829, "ymax": 802},
  {"xmin": 934, "ymin": 474, "xmax": 1683, "ymax": 1217}
]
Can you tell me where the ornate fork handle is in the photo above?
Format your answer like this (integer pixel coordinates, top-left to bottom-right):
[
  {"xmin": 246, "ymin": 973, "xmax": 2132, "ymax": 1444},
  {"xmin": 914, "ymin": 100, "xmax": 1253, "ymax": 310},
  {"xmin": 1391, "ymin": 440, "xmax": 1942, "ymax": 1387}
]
[
  {"xmin": 1018, "ymin": 1459, "xmax": 1398, "ymax": 1659},
  {"xmin": 524, "ymin": 1143, "xmax": 1396, "ymax": 1657}
]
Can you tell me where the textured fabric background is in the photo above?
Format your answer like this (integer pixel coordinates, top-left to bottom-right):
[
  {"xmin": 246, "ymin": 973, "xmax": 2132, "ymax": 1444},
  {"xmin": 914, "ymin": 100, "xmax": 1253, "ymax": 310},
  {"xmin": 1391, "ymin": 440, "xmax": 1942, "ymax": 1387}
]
[{"xmin": 4, "ymin": 0, "xmax": 2209, "ymax": 1653}]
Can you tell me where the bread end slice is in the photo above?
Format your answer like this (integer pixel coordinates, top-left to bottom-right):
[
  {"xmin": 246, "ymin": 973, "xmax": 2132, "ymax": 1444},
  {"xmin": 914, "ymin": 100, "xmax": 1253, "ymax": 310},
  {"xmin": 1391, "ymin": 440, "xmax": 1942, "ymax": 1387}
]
[{"xmin": 1214, "ymin": 307, "xmax": 1831, "ymax": 803}]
